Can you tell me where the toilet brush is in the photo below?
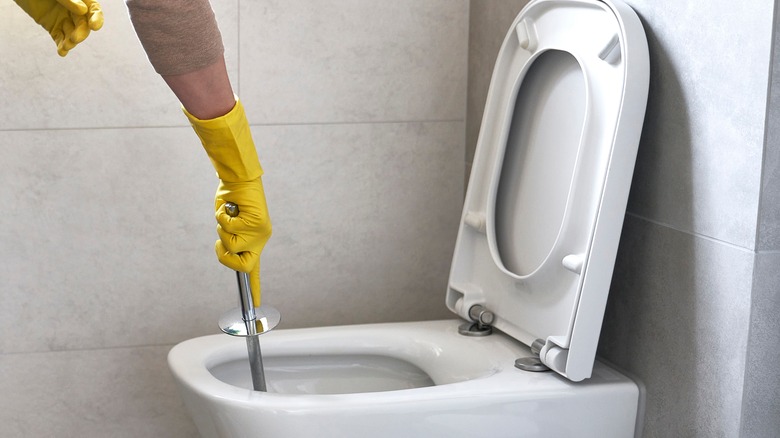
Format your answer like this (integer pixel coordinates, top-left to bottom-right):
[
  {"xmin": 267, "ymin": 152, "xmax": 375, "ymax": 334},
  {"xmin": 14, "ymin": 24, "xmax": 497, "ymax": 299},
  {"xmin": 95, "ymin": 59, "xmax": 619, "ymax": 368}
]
[{"xmin": 218, "ymin": 202, "xmax": 281, "ymax": 392}]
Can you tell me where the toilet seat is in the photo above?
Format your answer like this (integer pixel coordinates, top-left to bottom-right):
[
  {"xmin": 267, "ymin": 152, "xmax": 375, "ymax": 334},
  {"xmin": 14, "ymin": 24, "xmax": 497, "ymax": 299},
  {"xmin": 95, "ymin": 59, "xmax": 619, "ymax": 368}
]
[{"xmin": 446, "ymin": 0, "xmax": 648, "ymax": 382}]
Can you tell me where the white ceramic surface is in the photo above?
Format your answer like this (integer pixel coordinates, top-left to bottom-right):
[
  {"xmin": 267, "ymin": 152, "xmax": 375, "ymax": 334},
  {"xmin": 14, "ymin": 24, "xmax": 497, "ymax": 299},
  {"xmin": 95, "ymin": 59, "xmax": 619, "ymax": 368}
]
[
  {"xmin": 169, "ymin": 320, "xmax": 640, "ymax": 438},
  {"xmin": 447, "ymin": 0, "xmax": 649, "ymax": 382}
]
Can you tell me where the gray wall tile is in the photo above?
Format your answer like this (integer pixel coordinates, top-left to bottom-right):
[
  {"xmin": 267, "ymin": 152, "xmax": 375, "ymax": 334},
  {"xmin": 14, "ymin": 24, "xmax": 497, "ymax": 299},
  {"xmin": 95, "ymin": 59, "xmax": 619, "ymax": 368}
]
[
  {"xmin": 466, "ymin": 0, "xmax": 530, "ymax": 165},
  {"xmin": 600, "ymin": 216, "xmax": 753, "ymax": 437},
  {"xmin": 3, "ymin": 0, "xmax": 469, "ymax": 434},
  {"xmin": 0, "ymin": 127, "xmax": 228, "ymax": 353},
  {"xmin": 0, "ymin": 345, "xmax": 198, "ymax": 437},
  {"xmin": 250, "ymin": 121, "xmax": 464, "ymax": 328},
  {"xmin": 0, "ymin": 122, "xmax": 463, "ymax": 353},
  {"xmin": 758, "ymin": 11, "xmax": 780, "ymax": 251},
  {"xmin": 238, "ymin": 0, "xmax": 469, "ymax": 124},
  {"xmin": 758, "ymin": 137, "xmax": 780, "ymax": 250},
  {"xmin": 0, "ymin": 1, "xmax": 239, "ymax": 130},
  {"xmin": 622, "ymin": 0, "xmax": 771, "ymax": 249},
  {"xmin": 740, "ymin": 251, "xmax": 780, "ymax": 437}
]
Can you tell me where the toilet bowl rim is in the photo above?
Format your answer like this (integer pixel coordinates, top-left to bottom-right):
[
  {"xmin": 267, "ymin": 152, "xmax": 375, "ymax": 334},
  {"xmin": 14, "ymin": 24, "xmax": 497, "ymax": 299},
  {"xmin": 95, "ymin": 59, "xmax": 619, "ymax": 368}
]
[{"xmin": 167, "ymin": 320, "xmax": 574, "ymax": 405}]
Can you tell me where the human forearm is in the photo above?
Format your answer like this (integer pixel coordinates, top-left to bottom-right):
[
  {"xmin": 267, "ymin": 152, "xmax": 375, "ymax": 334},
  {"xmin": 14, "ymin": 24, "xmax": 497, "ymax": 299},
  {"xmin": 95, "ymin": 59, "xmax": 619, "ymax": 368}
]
[
  {"xmin": 125, "ymin": 0, "xmax": 234, "ymax": 118},
  {"xmin": 125, "ymin": 0, "xmax": 224, "ymax": 76},
  {"xmin": 162, "ymin": 58, "xmax": 235, "ymax": 120},
  {"xmin": 124, "ymin": 0, "xmax": 270, "ymax": 304}
]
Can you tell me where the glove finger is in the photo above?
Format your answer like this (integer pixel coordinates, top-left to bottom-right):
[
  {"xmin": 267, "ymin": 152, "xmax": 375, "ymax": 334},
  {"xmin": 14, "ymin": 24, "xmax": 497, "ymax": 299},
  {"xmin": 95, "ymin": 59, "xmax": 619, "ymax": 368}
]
[
  {"xmin": 215, "ymin": 240, "xmax": 260, "ymax": 273},
  {"xmin": 69, "ymin": 15, "xmax": 90, "ymax": 44},
  {"xmin": 51, "ymin": 29, "xmax": 68, "ymax": 57},
  {"xmin": 59, "ymin": 38, "xmax": 77, "ymax": 53},
  {"xmin": 250, "ymin": 261, "xmax": 261, "ymax": 307},
  {"xmin": 84, "ymin": 0, "xmax": 104, "ymax": 30},
  {"xmin": 55, "ymin": 0, "xmax": 88, "ymax": 15},
  {"xmin": 216, "ymin": 223, "xmax": 258, "ymax": 254},
  {"xmin": 59, "ymin": 19, "xmax": 78, "ymax": 52}
]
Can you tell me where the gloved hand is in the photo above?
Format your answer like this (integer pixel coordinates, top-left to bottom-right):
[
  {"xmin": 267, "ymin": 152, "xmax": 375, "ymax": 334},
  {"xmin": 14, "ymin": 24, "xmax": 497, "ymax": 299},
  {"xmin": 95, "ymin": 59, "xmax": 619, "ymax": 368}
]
[
  {"xmin": 214, "ymin": 179, "xmax": 271, "ymax": 306},
  {"xmin": 14, "ymin": 0, "xmax": 104, "ymax": 57},
  {"xmin": 184, "ymin": 99, "xmax": 272, "ymax": 307}
]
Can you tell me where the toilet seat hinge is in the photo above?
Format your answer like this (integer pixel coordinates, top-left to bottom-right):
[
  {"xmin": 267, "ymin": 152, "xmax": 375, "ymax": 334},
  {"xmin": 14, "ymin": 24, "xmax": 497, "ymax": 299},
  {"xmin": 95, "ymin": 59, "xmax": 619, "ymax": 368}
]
[
  {"xmin": 515, "ymin": 339, "xmax": 552, "ymax": 372},
  {"xmin": 458, "ymin": 304, "xmax": 495, "ymax": 337}
]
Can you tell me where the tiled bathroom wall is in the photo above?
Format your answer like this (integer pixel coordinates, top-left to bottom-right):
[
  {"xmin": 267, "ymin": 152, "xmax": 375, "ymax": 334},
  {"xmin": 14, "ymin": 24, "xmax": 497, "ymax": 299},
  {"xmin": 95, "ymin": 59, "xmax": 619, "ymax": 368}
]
[
  {"xmin": 599, "ymin": 0, "xmax": 777, "ymax": 436},
  {"xmin": 466, "ymin": 0, "xmax": 530, "ymax": 173},
  {"xmin": 468, "ymin": 0, "xmax": 778, "ymax": 436},
  {"xmin": 0, "ymin": 0, "xmax": 468, "ymax": 435},
  {"xmin": 740, "ymin": 8, "xmax": 780, "ymax": 435}
]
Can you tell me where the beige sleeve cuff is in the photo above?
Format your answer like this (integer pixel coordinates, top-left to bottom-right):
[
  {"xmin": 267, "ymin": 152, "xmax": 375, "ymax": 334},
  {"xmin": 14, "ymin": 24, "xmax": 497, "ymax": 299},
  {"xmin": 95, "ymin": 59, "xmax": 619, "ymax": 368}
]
[{"xmin": 125, "ymin": 0, "xmax": 225, "ymax": 76}]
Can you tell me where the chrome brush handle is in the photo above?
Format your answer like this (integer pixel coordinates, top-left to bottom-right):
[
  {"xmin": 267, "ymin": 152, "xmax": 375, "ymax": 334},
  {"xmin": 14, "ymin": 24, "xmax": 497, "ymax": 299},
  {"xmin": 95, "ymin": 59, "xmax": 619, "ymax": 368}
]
[
  {"xmin": 219, "ymin": 202, "xmax": 280, "ymax": 335},
  {"xmin": 218, "ymin": 202, "xmax": 281, "ymax": 392}
]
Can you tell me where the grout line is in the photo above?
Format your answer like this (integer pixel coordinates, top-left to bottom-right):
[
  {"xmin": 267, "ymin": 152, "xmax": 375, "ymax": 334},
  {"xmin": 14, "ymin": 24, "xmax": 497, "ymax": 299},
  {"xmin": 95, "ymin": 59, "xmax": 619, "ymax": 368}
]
[
  {"xmin": 0, "ymin": 125, "xmax": 189, "ymax": 133},
  {"xmin": 1, "ymin": 342, "xmax": 184, "ymax": 357},
  {"xmin": 249, "ymin": 119, "xmax": 465, "ymax": 127},
  {"xmin": 754, "ymin": 0, "xmax": 778, "ymax": 253},
  {"xmin": 0, "ymin": 119, "xmax": 466, "ymax": 133},
  {"xmin": 625, "ymin": 212, "xmax": 757, "ymax": 253}
]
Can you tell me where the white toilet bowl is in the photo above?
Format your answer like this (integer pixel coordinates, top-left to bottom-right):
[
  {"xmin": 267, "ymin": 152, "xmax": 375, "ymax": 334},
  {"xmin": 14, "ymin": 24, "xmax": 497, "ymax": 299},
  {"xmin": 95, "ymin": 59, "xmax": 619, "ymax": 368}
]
[
  {"xmin": 170, "ymin": 320, "xmax": 641, "ymax": 437},
  {"xmin": 169, "ymin": 0, "xmax": 649, "ymax": 436}
]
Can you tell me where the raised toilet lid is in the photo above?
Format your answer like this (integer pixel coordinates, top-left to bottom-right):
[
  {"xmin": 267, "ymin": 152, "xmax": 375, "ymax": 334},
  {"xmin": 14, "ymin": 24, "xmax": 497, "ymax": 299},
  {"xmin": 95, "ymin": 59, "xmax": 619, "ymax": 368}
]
[{"xmin": 446, "ymin": 0, "xmax": 649, "ymax": 382}]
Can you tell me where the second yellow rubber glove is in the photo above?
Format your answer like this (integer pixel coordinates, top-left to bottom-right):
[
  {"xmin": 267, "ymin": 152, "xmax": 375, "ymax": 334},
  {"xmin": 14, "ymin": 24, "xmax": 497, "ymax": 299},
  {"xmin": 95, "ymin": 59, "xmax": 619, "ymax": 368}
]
[
  {"xmin": 184, "ymin": 99, "xmax": 271, "ymax": 307},
  {"xmin": 14, "ymin": 0, "xmax": 104, "ymax": 57}
]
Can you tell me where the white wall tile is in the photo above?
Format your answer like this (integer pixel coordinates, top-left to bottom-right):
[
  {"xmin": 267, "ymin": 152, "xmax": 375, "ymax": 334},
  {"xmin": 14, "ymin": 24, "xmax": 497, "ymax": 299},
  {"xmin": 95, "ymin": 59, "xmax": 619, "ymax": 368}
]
[
  {"xmin": 0, "ymin": 0, "xmax": 239, "ymax": 130},
  {"xmin": 0, "ymin": 127, "xmax": 234, "ymax": 353},
  {"xmin": 1, "ymin": 1, "xmax": 469, "ymax": 433},
  {"xmin": 0, "ymin": 345, "xmax": 198, "ymax": 437},
  {"xmin": 0, "ymin": 121, "xmax": 464, "ymax": 352},
  {"xmin": 238, "ymin": 0, "xmax": 469, "ymax": 124},
  {"xmin": 241, "ymin": 121, "xmax": 464, "ymax": 328}
]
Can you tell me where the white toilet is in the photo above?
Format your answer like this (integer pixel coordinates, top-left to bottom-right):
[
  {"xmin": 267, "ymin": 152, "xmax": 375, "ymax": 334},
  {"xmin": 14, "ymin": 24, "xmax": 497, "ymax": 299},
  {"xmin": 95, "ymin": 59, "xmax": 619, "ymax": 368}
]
[{"xmin": 168, "ymin": 0, "xmax": 650, "ymax": 436}]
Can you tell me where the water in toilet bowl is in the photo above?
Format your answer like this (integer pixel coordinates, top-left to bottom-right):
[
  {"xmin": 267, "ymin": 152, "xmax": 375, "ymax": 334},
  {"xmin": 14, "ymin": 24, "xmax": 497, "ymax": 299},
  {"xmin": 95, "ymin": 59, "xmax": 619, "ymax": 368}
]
[{"xmin": 210, "ymin": 354, "xmax": 435, "ymax": 395}]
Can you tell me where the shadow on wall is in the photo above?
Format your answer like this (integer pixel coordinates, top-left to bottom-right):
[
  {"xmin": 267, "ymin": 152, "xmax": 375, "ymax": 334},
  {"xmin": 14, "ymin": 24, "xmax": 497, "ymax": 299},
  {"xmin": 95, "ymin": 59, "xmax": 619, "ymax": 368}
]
[{"xmin": 598, "ymin": 14, "xmax": 699, "ymax": 437}]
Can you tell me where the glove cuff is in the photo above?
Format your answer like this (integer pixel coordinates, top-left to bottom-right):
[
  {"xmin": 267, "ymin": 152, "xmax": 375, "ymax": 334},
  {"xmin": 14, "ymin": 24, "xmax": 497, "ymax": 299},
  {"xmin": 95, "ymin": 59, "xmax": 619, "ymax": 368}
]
[{"xmin": 184, "ymin": 98, "xmax": 263, "ymax": 182}]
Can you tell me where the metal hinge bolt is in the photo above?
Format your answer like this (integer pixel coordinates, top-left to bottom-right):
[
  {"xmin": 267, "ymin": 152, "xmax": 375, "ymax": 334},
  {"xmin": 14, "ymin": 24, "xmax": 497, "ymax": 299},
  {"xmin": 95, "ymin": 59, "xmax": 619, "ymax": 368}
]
[
  {"xmin": 515, "ymin": 339, "xmax": 551, "ymax": 372},
  {"xmin": 458, "ymin": 304, "xmax": 494, "ymax": 337}
]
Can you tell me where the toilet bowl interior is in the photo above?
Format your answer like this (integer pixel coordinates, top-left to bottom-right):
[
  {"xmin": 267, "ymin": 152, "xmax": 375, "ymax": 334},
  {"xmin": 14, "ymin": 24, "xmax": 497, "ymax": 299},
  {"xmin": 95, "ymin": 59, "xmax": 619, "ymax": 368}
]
[
  {"xmin": 210, "ymin": 354, "xmax": 435, "ymax": 395},
  {"xmin": 190, "ymin": 321, "xmax": 529, "ymax": 396},
  {"xmin": 171, "ymin": 321, "xmax": 642, "ymax": 437}
]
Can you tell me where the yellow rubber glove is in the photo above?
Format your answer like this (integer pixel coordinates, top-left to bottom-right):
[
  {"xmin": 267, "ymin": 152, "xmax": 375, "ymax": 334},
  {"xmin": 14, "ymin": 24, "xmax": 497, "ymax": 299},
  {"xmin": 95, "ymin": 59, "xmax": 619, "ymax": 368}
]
[
  {"xmin": 184, "ymin": 99, "xmax": 272, "ymax": 307},
  {"xmin": 14, "ymin": 0, "xmax": 104, "ymax": 57}
]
